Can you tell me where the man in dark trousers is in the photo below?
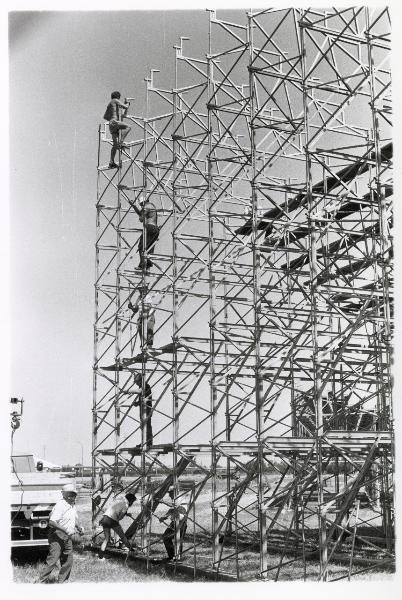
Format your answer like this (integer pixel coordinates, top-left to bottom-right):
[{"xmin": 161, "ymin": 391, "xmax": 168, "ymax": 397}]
[
  {"xmin": 98, "ymin": 492, "xmax": 137, "ymax": 560},
  {"xmin": 37, "ymin": 483, "xmax": 84, "ymax": 583},
  {"xmin": 159, "ymin": 486, "xmax": 188, "ymax": 561},
  {"xmin": 133, "ymin": 372, "xmax": 153, "ymax": 448},
  {"xmin": 103, "ymin": 91, "xmax": 131, "ymax": 169},
  {"xmin": 135, "ymin": 198, "xmax": 159, "ymax": 270},
  {"xmin": 118, "ymin": 187, "xmax": 160, "ymax": 270}
]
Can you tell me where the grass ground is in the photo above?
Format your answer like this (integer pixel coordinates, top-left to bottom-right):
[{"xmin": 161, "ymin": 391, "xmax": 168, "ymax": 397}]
[
  {"xmin": 12, "ymin": 491, "xmax": 193, "ymax": 584},
  {"xmin": 12, "ymin": 548, "xmax": 192, "ymax": 583},
  {"xmin": 12, "ymin": 482, "xmax": 394, "ymax": 583}
]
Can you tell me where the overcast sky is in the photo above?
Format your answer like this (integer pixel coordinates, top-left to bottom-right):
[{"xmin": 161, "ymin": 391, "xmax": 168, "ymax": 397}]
[{"xmin": 7, "ymin": 5, "xmax": 251, "ymax": 465}]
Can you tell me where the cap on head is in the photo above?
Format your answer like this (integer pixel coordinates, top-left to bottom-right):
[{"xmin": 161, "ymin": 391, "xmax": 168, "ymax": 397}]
[
  {"xmin": 111, "ymin": 91, "xmax": 121, "ymax": 99},
  {"xmin": 62, "ymin": 483, "xmax": 77, "ymax": 495},
  {"xmin": 125, "ymin": 492, "xmax": 137, "ymax": 504}
]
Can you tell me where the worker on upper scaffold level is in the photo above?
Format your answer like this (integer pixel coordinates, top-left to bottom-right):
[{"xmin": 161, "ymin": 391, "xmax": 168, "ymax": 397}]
[
  {"xmin": 135, "ymin": 197, "xmax": 159, "ymax": 270},
  {"xmin": 118, "ymin": 187, "xmax": 160, "ymax": 270},
  {"xmin": 133, "ymin": 372, "xmax": 153, "ymax": 449},
  {"xmin": 128, "ymin": 289, "xmax": 163, "ymax": 349},
  {"xmin": 103, "ymin": 91, "xmax": 131, "ymax": 169}
]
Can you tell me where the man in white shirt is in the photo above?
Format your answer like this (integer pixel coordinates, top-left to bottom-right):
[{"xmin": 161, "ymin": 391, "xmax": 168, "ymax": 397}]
[
  {"xmin": 38, "ymin": 483, "xmax": 84, "ymax": 583},
  {"xmin": 98, "ymin": 492, "xmax": 137, "ymax": 559}
]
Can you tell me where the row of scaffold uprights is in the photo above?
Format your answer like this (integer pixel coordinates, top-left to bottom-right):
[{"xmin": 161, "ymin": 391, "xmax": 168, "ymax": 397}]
[{"xmin": 92, "ymin": 7, "xmax": 393, "ymax": 581}]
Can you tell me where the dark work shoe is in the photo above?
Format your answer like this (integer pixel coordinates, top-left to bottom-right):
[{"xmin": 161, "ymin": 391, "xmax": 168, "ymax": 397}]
[
  {"xmin": 128, "ymin": 302, "xmax": 138, "ymax": 314},
  {"xmin": 109, "ymin": 162, "xmax": 120, "ymax": 169},
  {"xmin": 137, "ymin": 259, "xmax": 153, "ymax": 270}
]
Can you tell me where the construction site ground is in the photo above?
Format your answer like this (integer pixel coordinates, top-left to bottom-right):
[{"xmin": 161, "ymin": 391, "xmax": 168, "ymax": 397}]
[{"xmin": 12, "ymin": 482, "xmax": 394, "ymax": 583}]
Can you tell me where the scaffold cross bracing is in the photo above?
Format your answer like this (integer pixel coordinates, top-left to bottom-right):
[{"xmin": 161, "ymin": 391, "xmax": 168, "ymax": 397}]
[{"xmin": 92, "ymin": 7, "xmax": 393, "ymax": 581}]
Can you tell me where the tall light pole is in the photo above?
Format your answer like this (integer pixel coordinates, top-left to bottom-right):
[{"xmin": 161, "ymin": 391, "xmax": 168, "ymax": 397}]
[{"xmin": 76, "ymin": 441, "xmax": 84, "ymax": 482}]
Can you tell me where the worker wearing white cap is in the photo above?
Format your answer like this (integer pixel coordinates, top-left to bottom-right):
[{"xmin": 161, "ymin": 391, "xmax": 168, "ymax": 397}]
[{"xmin": 37, "ymin": 483, "xmax": 84, "ymax": 583}]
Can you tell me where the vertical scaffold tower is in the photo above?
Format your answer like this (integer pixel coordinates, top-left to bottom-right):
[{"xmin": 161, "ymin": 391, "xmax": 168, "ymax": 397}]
[{"xmin": 92, "ymin": 7, "xmax": 393, "ymax": 581}]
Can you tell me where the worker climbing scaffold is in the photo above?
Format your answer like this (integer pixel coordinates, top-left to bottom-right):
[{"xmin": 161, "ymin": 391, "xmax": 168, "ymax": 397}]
[
  {"xmin": 132, "ymin": 372, "xmax": 153, "ymax": 449},
  {"xmin": 103, "ymin": 91, "xmax": 131, "ymax": 169},
  {"xmin": 94, "ymin": 7, "xmax": 393, "ymax": 580},
  {"xmin": 119, "ymin": 185, "xmax": 160, "ymax": 270},
  {"xmin": 128, "ymin": 289, "xmax": 163, "ymax": 351}
]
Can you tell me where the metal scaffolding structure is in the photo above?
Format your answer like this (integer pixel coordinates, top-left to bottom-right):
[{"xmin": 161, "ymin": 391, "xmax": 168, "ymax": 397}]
[{"xmin": 92, "ymin": 7, "xmax": 393, "ymax": 581}]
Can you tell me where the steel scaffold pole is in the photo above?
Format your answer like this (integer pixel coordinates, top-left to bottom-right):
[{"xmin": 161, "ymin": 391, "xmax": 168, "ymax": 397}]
[
  {"xmin": 365, "ymin": 6, "xmax": 393, "ymax": 553},
  {"xmin": 207, "ymin": 10, "xmax": 219, "ymax": 572},
  {"xmin": 172, "ymin": 41, "xmax": 180, "ymax": 561},
  {"xmin": 92, "ymin": 124, "xmax": 102, "ymax": 536},
  {"xmin": 299, "ymin": 11, "xmax": 328, "ymax": 580},
  {"xmin": 248, "ymin": 9, "xmax": 268, "ymax": 579}
]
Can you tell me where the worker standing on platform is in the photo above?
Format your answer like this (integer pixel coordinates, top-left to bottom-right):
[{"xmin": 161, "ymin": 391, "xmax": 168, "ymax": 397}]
[
  {"xmin": 133, "ymin": 372, "xmax": 153, "ymax": 448},
  {"xmin": 128, "ymin": 289, "xmax": 163, "ymax": 349},
  {"xmin": 98, "ymin": 492, "xmax": 137, "ymax": 560},
  {"xmin": 159, "ymin": 486, "xmax": 188, "ymax": 561},
  {"xmin": 103, "ymin": 91, "xmax": 131, "ymax": 169}
]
